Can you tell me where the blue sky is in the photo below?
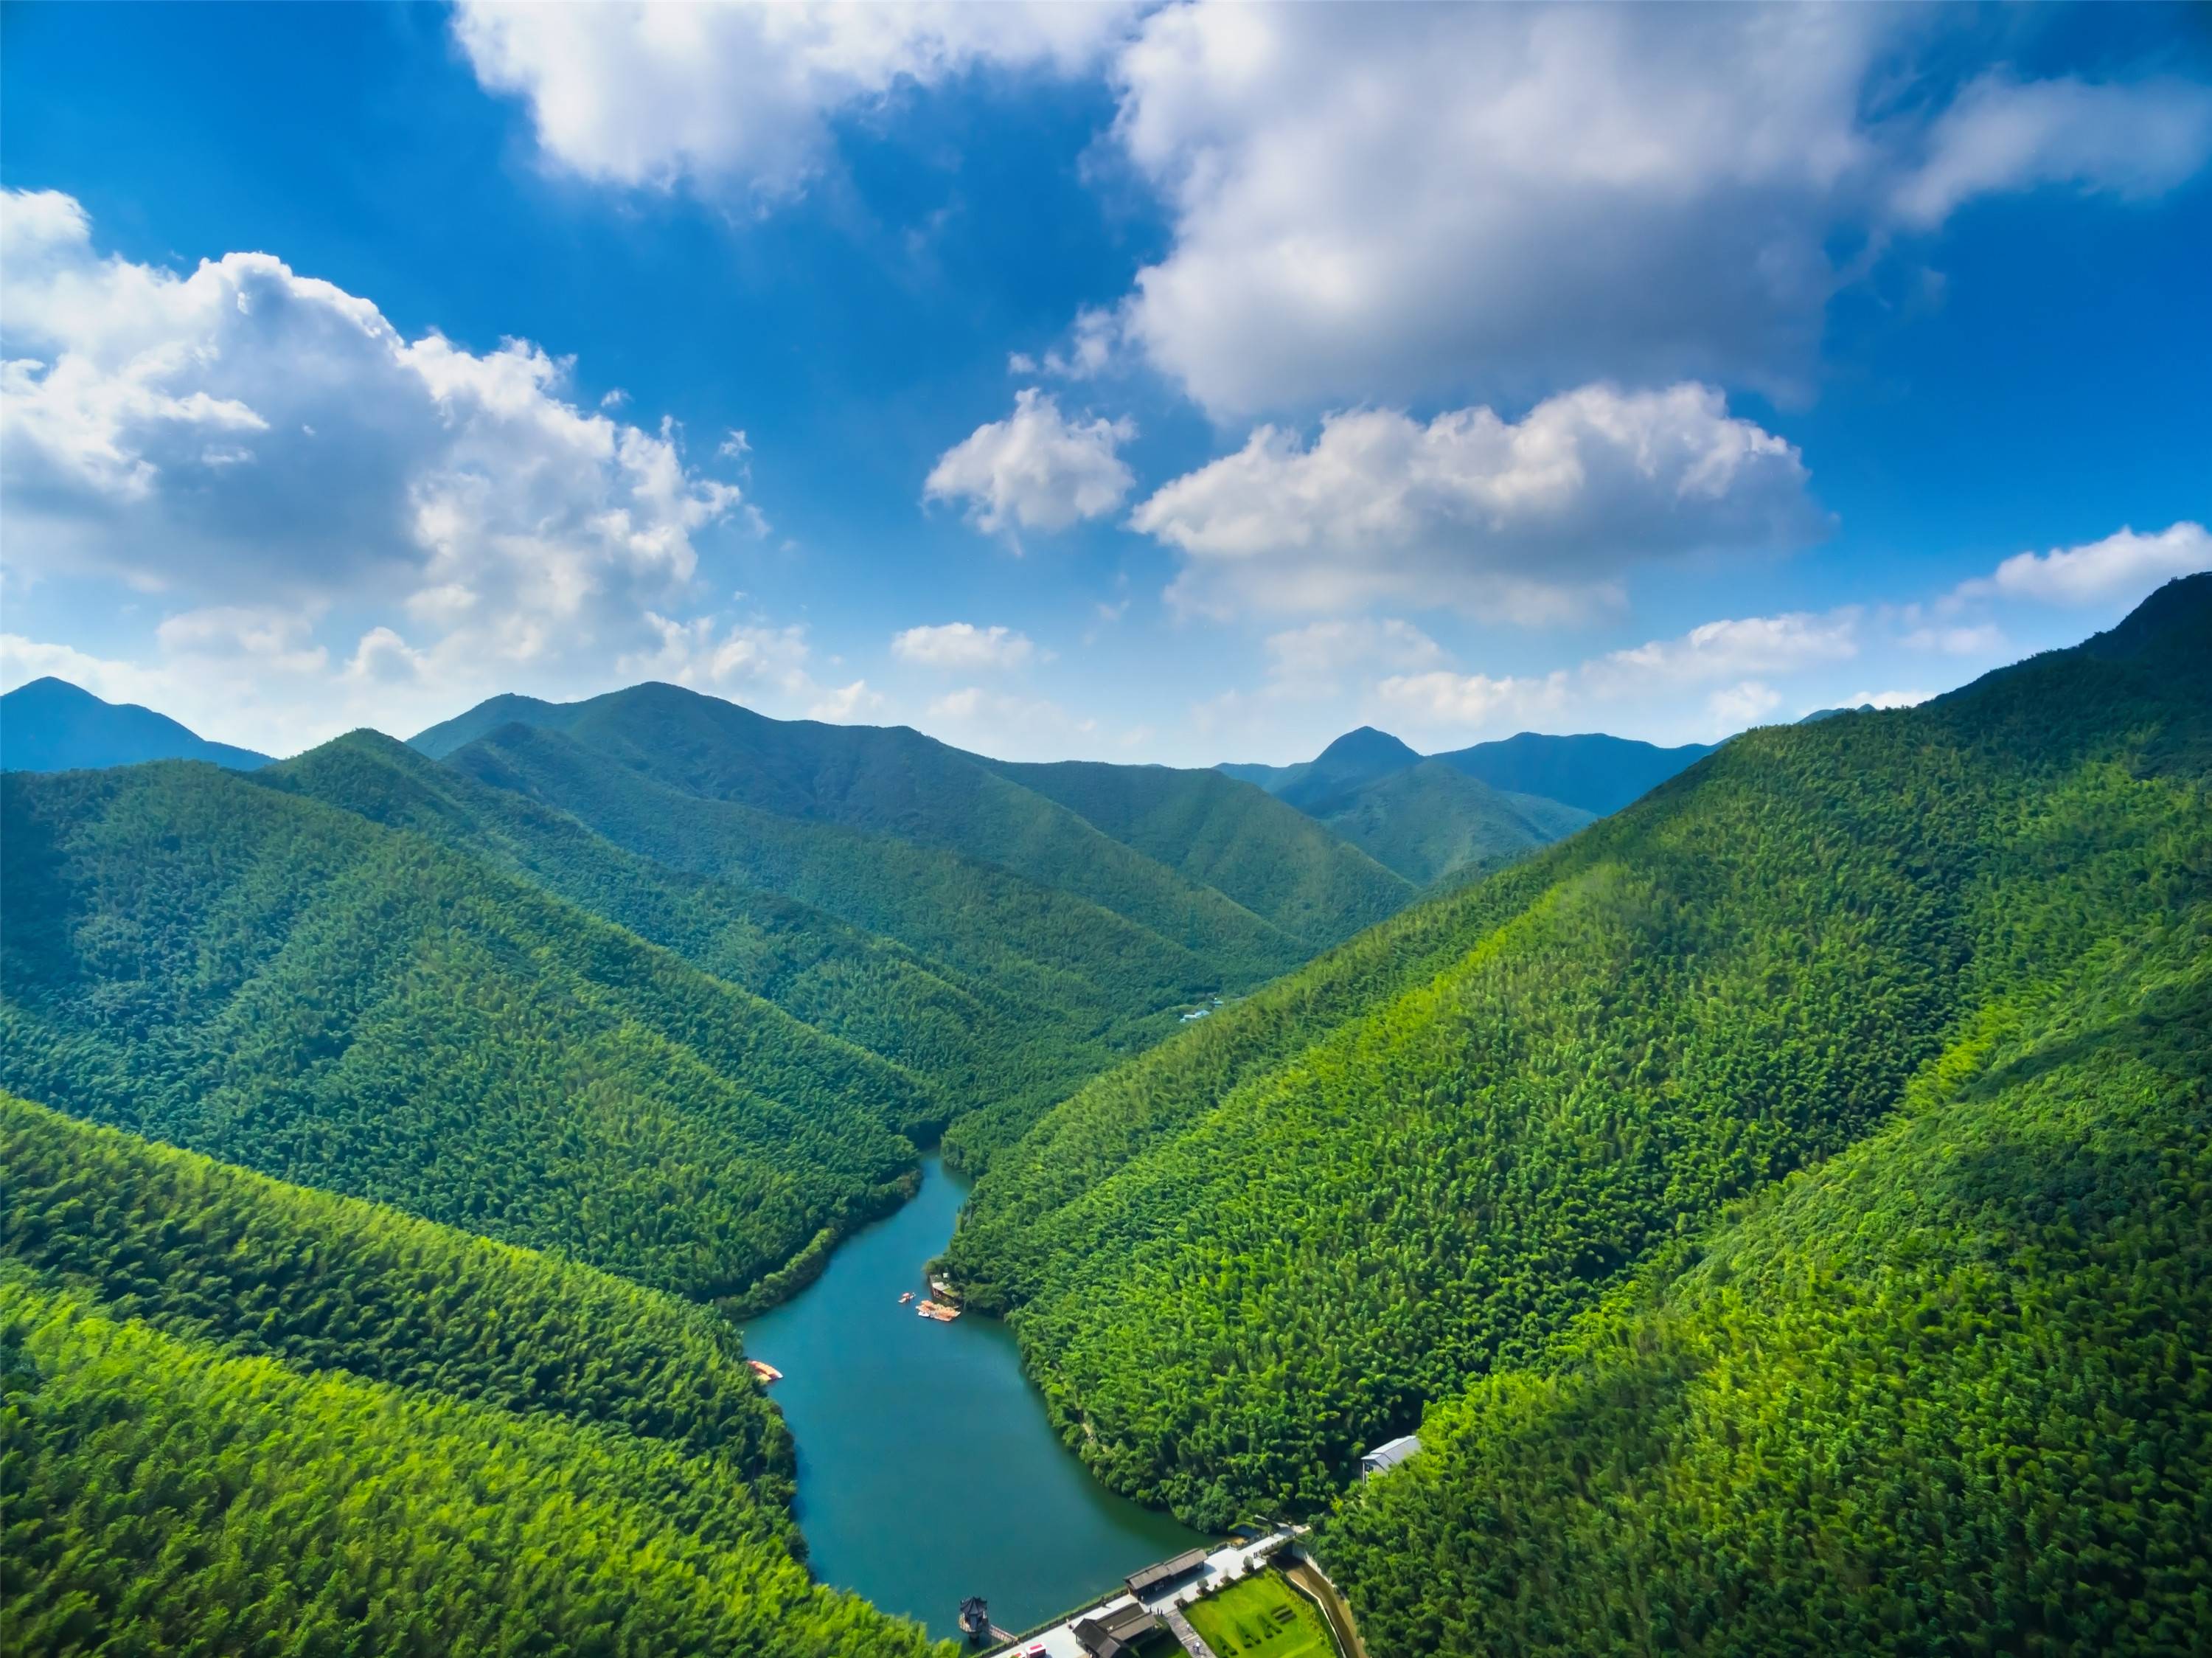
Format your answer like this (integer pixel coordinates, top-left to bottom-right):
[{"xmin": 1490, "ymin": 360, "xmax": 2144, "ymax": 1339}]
[{"xmin": 3, "ymin": 2, "xmax": 2207, "ymax": 763}]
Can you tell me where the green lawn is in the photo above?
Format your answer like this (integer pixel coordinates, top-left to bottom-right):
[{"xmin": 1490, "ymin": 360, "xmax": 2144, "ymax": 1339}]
[{"xmin": 1185, "ymin": 1572, "xmax": 1338, "ymax": 1658}]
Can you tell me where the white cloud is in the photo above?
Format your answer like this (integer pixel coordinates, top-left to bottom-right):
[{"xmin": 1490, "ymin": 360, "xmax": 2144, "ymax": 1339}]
[
  {"xmin": 1841, "ymin": 688, "xmax": 1933, "ymax": 711},
  {"xmin": 1132, "ymin": 383, "xmax": 1823, "ymax": 620},
  {"xmin": 453, "ymin": 1, "xmax": 1136, "ymax": 198},
  {"xmin": 1591, "ymin": 608, "xmax": 1861, "ymax": 689},
  {"xmin": 1902, "ymin": 622, "xmax": 2006, "ymax": 656},
  {"xmin": 1375, "ymin": 669, "xmax": 1571, "ymax": 729},
  {"xmin": 1952, "ymin": 521, "xmax": 2212, "ymax": 608},
  {"xmin": 1893, "ymin": 74, "xmax": 2212, "ymax": 227},
  {"xmin": 922, "ymin": 684, "xmax": 1097, "ymax": 760},
  {"xmin": 1100, "ymin": 6, "xmax": 2212, "ymax": 414},
  {"xmin": 621, "ymin": 614, "xmax": 815, "ymax": 696},
  {"xmin": 0, "ymin": 189, "xmax": 774, "ymax": 751},
  {"xmin": 2, "ymin": 189, "xmax": 743, "ymax": 631},
  {"xmin": 891, "ymin": 621, "xmax": 1040, "ymax": 671},
  {"xmin": 1706, "ymin": 680, "xmax": 1783, "ymax": 732},
  {"xmin": 924, "ymin": 389, "xmax": 1135, "ymax": 539},
  {"xmin": 808, "ymin": 679, "xmax": 886, "ymax": 722},
  {"xmin": 1264, "ymin": 618, "xmax": 1443, "ymax": 690}
]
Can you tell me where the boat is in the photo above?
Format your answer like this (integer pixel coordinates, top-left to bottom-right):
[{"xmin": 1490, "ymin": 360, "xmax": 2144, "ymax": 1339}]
[
  {"xmin": 746, "ymin": 1359, "xmax": 783, "ymax": 1384},
  {"xmin": 899, "ymin": 1291, "xmax": 914, "ymax": 1303},
  {"xmin": 917, "ymin": 1299, "xmax": 961, "ymax": 1322}
]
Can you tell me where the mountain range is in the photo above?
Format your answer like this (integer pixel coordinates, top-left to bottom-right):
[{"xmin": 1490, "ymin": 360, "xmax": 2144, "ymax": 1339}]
[
  {"xmin": 943, "ymin": 574, "xmax": 2212, "ymax": 1649},
  {"xmin": 5, "ymin": 577, "xmax": 2208, "ymax": 1656}
]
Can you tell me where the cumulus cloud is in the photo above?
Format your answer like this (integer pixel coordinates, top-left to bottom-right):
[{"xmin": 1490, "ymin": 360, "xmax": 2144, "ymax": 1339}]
[
  {"xmin": 2, "ymin": 189, "xmax": 743, "ymax": 631},
  {"xmin": 453, "ymin": 0, "xmax": 1135, "ymax": 198},
  {"xmin": 0, "ymin": 189, "xmax": 787, "ymax": 751},
  {"xmin": 1706, "ymin": 680, "xmax": 1784, "ymax": 731},
  {"xmin": 1588, "ymin": 608, "xmax": 1861, "ymax": 690},
  {"xmin": 922, "ymin": 684, "xmax": 1098, "ymax": 760},
  {"xmin": 1099, "ymin": 5, "xmax": 2212, "ymax": 414},
  {"xmin": 891, "ymin": 621, "xmax": 1040, "ymax": 671},
  {"xmin": 924, "ymin": 389, "xmax": 1135, "ymax": 540},
  {"xmin": 1375, "ymin": 670, "xmax": 1571, "ymax": 729},
  {"xmin": 808, "ymin": 679, "xmax": 886, "ymax": 722},
  {"xmin": 1893, "ymin": 74, "xmax": 2212, "ymax": 227},
  {"xmin": 1130, "ymin": 383, "xmax": 1823, "ymax": 620},
  {"xmin": 1264, "ymin": 618, "xmax": 1444, "ymax": 684},
  {"xmin": 1951, "ymin": 521, "xmax": 2212, "ymax": 608}
]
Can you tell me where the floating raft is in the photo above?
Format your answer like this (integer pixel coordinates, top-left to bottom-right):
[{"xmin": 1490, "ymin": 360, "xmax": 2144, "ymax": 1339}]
[
  {"xmin": 746, "ymin": 1359, "xmax": 783, "ymax": 1384},
  {"xmin": 917, "ymin": 1299, "xmax": 961, "ymax": 1322}
]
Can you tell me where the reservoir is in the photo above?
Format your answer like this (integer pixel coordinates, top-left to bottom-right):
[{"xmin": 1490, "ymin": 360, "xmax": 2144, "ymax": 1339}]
[{"xmin": 742, "ymin": 1156, "xmax": 1206, "ymax": 1643}]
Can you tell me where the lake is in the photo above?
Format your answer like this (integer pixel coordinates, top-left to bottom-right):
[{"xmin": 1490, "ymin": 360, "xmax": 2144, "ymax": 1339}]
[{"xmin": 742, "ymin": 1156, "xmax": 1208, "ymax": 1643}]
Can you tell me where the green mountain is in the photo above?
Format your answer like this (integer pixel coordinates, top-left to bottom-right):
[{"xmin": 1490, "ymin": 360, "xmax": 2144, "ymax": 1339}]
[
  {"xmin": 1301, "ymin": 758, "xmax": 1598, "ymax": 884},
  {"xmin": 1, "ymin": 757, "xmax": 928, "ymax": 1303},
  {"xmin": 1, "ymin": 676, "xmax": 272, "ymax": 773},
  {"xmin": 942, "ymin": 573, "xmax": 2212, "ymax": 1564},
  {"xmin": 1274, "ymin": 726, "xmax": 1427, "ymax": 813},
  {"xmin": 1, "ymin": 1096, "xmax": 946, "ymax": 1657},
  {"xmin": 1430, "ymin": 729, "xmax": 1715, "ymax": 816},
  {"xmin": 263, "ymin": 729, "xmax": 1032, "ymax": 1137},
  {"xmin": 982, "ymin": 757, "xmax": 1414, "ymax": 944},
  {"xmin": 1218, "ymin": 725, "xmax": 1602, "ymax": 883},
  {"xmin": 1321, "ymin": 910, "xmax": 2211, "ymax": 1654},
  {"xmin": 414, "ymin": 682, "xmax": 1320, "ymax": 968},
  {"xmin": 431, "ymin": 702, "xmax": 1401, "ymax": 1163}
]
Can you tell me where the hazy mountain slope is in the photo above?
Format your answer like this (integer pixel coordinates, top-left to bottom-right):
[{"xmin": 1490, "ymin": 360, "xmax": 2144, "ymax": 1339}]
[
  {"xmin": 942, "ymin": 577, "xmax": 2211, "ymax": 1527},
  {"xmin": 265, "ymin": 730, "xmax": 1020, "ymax": 1123},
  {"xmin": 1308, "ymin": 758, "xmax": 1596, "ymax": 884},
  {"xmin": 1324, "ymin": 914, "xmax": 2211, "ymax": 1656},
  {"xmin": 443, "ymin": 721, "xmax": 1251, "ymax": 1162},
  {"xmin": 984, "ymin": 757, "xmax": 1414, "ymax": 946},
  {"xmin": 416, "ymin": 682, "xmax": 1310, "ymax": 977},
  {"xmin": 1, "ymin": 1272, "xmax": 947, "ymax": 1658},
  {"xmin": 0, "ymin": 676, "xmax": 271, "ymax": 772},
  {"xmin": 1429, "ymin": 730, "xmax": 1715, "ymax": 816},
  {"xmin": 1, "ymin": 760, "xmax": 928, "ymax": 1301}
]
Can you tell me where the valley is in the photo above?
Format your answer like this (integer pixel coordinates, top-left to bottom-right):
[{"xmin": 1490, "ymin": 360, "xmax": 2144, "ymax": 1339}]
[{"xmin": 2, "ymin": 578, "xmax": 2206, "ymax": 1657}]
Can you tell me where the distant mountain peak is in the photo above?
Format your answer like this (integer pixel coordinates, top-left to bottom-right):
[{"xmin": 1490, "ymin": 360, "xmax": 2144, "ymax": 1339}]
[
  {"xmin": 1314, "ymin": 726, "xmax": 1422, "ymax": 768},
  {"xmin": 0, "ymin": 676, "xmax": 271, "ymax": 774}
]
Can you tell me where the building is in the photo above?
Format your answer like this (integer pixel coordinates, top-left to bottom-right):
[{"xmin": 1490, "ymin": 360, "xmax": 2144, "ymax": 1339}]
[
  {"xmin": 1359, "ymin": 1434, "xmax": 1422, "ymax": 1480},
  {"xmin": 1073, "ymin": 1603, "xmax": 1163, "ymax": 1658},
  {"xmin": 957, "ymin": 1596, "xmax": 991, "ymax": 1643},
  {"xmin": 1124, "ymin": 1547, "xmax": 1211, "ymax": 1599}
]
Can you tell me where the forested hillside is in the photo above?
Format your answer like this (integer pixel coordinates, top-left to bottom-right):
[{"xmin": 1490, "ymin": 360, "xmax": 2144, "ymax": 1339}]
[
  {"xmin": 0, "ymin": 1095, "xmax": 952, "ymax": 1655},
  {"xmin": 265, "ymin": 730, "xmax": 1054, "ymax": 1134},
  {"xmin": 442, "ymin": 718, "xmax": 1278, "ymax": 1163},
  {"xmin": 1300, "ymin": 758, "xmax": 1595, "ymax": 884},
  {"xmin": 943, "ymin": 575, "xmax": 2212, "ymax": 1539},
  {"xmin": 1, "ymin": 760, "xmax": 925, "ymax": 1301},
  {"xmin": 983, "ymin": 757, "xmax": 1414, "ymax": 945},
  {"xmin": 1324, "ymin": 910, "xmax": 2211, "ymax": 1655},
  {"xmin": 414, "ymin": 681, "xmax": 1329, "ymax": 968}
]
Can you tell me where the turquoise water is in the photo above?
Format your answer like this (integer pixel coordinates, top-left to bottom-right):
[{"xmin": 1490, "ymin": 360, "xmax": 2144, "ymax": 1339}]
[{"xmin": 742, "ymin": 1157, "xmax": 1206, "ymax": 1642}]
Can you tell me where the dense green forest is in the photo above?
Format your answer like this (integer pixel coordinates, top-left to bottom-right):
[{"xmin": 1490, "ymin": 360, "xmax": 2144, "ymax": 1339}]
[
  {"xmin": 442, "ymin": 718, "xmax": 1281, "ymax": 1163},
  {"xmin": 1, "ymin": 760, "xmax": 924, "ymax": 1301},
  {"xmin": 264, "ymin": 729, "xmax": 1075, "ymax": 1138},
  {"xmin": 1322, "ymin": 909, "xmax": 2211, "ymax": 1655},
  {"xmin": 1, "ymin": 1271, "xmax": 948, "ymax": 1657},
  {"xmin": 0, "ymin": 1095, "xmax": 791, "ymax": 1489},
  {"xmin": 1301, "ymin": 758, "xmax": 1594, "ymax": 884},
  {"xmin": 414, "ymin": 681, "xmax": 1339, "ymax": 965},
  {"xmin": 981, "ymin": 757, "xmax": 1414, "ymax": 943},
  {"xmin": 945, "ymin": 575, "xmax": 2212, "ymax": 1533}
]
